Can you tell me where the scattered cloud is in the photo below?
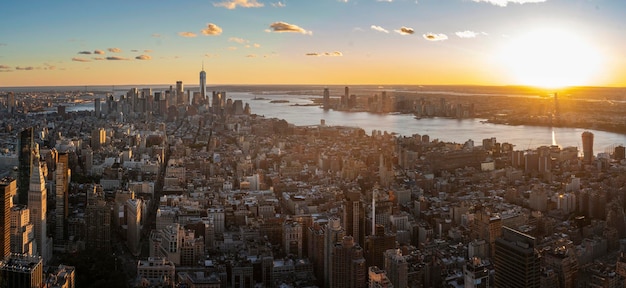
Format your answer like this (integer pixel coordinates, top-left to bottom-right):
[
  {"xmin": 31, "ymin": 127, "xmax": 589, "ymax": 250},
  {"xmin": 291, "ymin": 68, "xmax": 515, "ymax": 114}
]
[
  {"xmin": 423, "ymin": 33, "xmax": 448, "ymax": 41},
  {"xmin": 246, "ymin": 54, "xmax": 257, "ymax": 58},
  {"xmin": 306, "ymin": 51, "xmax": 343, "ymax": 57},
  {"xmin": 266, "ymin": 22, "xmax": 312, "ymax": 35},
  {"xmin": 94, "ymin": 57, "xmax": 105, "ymax": 61},
  {"xmin": 151, "ymin": 33, "xmax": 161, "ymax": 38},
  {"xmin": 78, "ymin": 51, "xmax": 92, "ymax": 55},
  {"xmin": 213, "ymin": 0, "xmax": 264, "ymax": 9},
  {"xmin": 135, "ymin": 55, "xmax": 152, "ymax": 60},
  {"xmin": 229, "ymin": 37, "xmax": 248, "ymax": 44},
  {"xmin": 395, "ymin": 26, "xmax": 415, "ymax": 35},
  {"xmin": 377, "ymin": 0, "xmax": 393, "ymax": 2},
  {"xmin": 108, "ymin": 47, "xmax": 122, "ymax": 53},
  {"xmin": 106, "ymin": 56, "xmax": 129, "ymax": 60},
  {"xmin": 455, "ymin": 31, "xmax": 479, "ymax": 38},
  {"xmin": 228, "ymin": 46, "xmax": 238, "ymax": 50},
  {"xmin": 472, "ymin": 0, "xmax": 546, "ymax": 6},
  {"xmin": 144, "ymin": 49, "xmax": 152, "ymax": 53},
  {"xmin": 0, "ymin": 43, "xmax": 6, "ymax": 47},
  {"xmin": 205, "ymin": 53, "xmax": 219, "ymax": 58},
  {"xmin": 131, "ymin": 49, "xmax": 139, "ymax": 52},
  {"xmin": 94, "ymin": 49, "xmax": 105, "ymax": 55},
  {"xmin": 15, "ymin": 66, "xmax": 34, "ymax": 70},
  {"xmin": 271, "ymin": 1, "xmax": 286, "ymax": 7},
  {"xmin": 72, "ymin": 57, "xmax": 91, "ymax": 62},
  {"xmin": 179, "ymin": 31, "xmax": 198, "ymax": 38},
  {"xmin": 43, "ymin": 63, "xmax": 56, "ymax": 70},
  {"xmin": 253, "ymin": 43, "xmax": 261, "ymax": 48},
  {"xmin": 0, "ymin": 65, "xmax": 10, "ymax": 69},
  {"xmin": 202, "ymin": 23, "xmax": 223, "ymax": 36},
  {"xmin": 370, "ymin": 25, "xmax": 389, "ymax": 33}
]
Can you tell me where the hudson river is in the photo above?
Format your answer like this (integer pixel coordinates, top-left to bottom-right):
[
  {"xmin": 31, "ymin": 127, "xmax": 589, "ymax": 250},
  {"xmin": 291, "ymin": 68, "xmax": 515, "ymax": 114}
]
[
  {"xmin": 56, "ymin": 90, "xmax": 626, "ymax": 153},
  {"xmin": 227, "ymin": 92, "xmax": 626, "ymax": 153}
]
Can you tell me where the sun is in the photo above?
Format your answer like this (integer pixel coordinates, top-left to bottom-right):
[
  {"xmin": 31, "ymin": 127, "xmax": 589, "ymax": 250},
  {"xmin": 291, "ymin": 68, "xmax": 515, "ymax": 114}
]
[{"xmin": 498, "ymin": 28, "xmax": 604, "ymax": 88}]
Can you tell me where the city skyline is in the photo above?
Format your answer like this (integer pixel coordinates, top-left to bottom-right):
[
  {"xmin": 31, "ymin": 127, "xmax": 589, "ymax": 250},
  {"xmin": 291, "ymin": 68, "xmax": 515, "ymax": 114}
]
[{"xmin": 1, "ymin": 0, "xmax": 625, "ymax": 88}]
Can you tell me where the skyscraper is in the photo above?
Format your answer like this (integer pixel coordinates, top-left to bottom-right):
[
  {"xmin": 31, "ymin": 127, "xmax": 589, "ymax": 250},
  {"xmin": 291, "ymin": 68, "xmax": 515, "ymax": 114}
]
[
  {"xmin": 0, "ymin": 178, "xmax": 15, "ymax": 258},
  {"xmin": 582, "ymin": 131, "xmax": 594, "ymax": 164},
  {"xmin": 494, "ymin": 226, "xmax": 540, "ymax": 288},
  {"xmin": 200, "ymin": 63, "xmax": 206, "ymax": 102},
  {"xmin": 0, "ymin": 253, "xmax": 43, "ymax": 288},
  {"xmin": 323, "ymin": 88, "xmax": 330, "ymax": 110},
  {"xmin": 18, "ymin": 127, "xmax": 33, "ymax": 206},
  {"xmin": 27, "ymin": 155, "xmax": 47, "ymax": 262},
  {"xmin": 55, "ymin": 152, "xmax": 70, "ymax": 243},
  {"xmin": 10, "ymin": 205, "xmax": 34, "ymax": 255},
  {"xmin": 330, "ymin": 236, "xmax": 366, "ymax": 288}
]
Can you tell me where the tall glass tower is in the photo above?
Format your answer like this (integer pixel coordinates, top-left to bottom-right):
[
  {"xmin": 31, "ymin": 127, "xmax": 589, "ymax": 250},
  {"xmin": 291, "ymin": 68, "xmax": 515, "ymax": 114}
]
[{"xmin": 200, "ymin": 63, "xmax": 206, "ymax": 102}]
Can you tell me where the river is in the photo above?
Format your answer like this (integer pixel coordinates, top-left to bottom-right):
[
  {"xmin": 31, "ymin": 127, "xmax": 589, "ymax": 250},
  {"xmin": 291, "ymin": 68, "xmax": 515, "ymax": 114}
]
[{"xmin": 66, "ymin": 91, "xmax": 626, "ymax": 153}]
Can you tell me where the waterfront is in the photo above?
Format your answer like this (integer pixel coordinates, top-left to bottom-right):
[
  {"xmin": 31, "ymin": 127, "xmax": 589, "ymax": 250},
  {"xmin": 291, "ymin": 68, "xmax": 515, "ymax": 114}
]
[{"xmin": 39, "ymin": 89, "xmax": 626, "ymax": 153}]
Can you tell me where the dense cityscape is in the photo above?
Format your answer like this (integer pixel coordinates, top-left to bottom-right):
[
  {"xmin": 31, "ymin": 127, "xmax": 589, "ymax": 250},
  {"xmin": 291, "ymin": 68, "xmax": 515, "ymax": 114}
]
[{"xmin": 0, "ymin": 65, "xmax": 625, "ymax": 288}]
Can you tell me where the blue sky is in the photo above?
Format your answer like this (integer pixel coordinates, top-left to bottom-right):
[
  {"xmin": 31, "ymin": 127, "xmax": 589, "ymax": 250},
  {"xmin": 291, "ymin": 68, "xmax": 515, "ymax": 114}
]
[{"xmin": 1, "ymin": 0, "xmax": 624, "ymax": 87}]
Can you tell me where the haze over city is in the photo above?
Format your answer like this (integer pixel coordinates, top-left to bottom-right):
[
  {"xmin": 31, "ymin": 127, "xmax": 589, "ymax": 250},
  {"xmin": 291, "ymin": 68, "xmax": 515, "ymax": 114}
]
[{"xmin": 1, "ymin": 0, "xmax": 625, "ymax": 88}]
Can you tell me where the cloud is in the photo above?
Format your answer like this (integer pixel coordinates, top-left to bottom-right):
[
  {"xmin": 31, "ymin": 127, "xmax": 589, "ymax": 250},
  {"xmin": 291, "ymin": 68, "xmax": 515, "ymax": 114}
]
[
  {"xmin": 106, "ymin": 56, "xmax": 129, "ymax": 60},
  {"xmin": 135, "ymin": 55, "xmax": 152, "ymax": 60},
  {"xmin": 472, "ymin": 0, "xmax": 546, "ymax": 6},
  {"xmin": 152, "ymin": 33, "xmax": 162, "ymax": 38},
  {"xmin": 0, "ymin": 43, "xmax": 6, "ymax": 47},
  {"xmin": 370, "ymin": 25, "xmax": 389, "ymax": 33},
  {"xmin": 15, "ymin": 66, "xmax": 35, "ymax": 70},
  {"xmin": 0, "ymin": 65, "xmax": 10, "ymax": 69},
  {"xmin": 377, "ymin": 0, "xmax": 393, "ymax": 2},
  {"xmin": 108, "ymin": 47, "xmax": 122, "ymax": 53},
  {"xmin": 253, "ymin": 43, "xmax": 261, "ymax": 48},
  {"xmin": 395, "ymin": 27, "xmax": 414, "ymax": 35},
  {"xmin": 93, "ymin": 57, "xmax": 105, "ymax": 61},
  {"xmin": 228, "ymin": 46, "xmax": 238, "ymax": 50},
  {"xmin": 72, "ymin": 57, "xmax": 91, "ymax": 62},
  {"xmin": 78, "ymin": 51, "xmax": 92, "ymax": 54},
  {"xmin": 229, "ymin": 37, "xmax": 248, "ymax": 44},
  {"xmin": 266, "ymin": 22, "xmax": 311, "ymax": 35},
  {"xmin": 423, "ymin": 33, "xmax": 448, "ymax": 41},
  {"xmin": 43, "ymin": 63, "xmax": 56, "ymax": 70},
  {"xmin": 144, "ymin": 49, "xmax": 152, "ymax": 53},
  {"xmin": 306, "ymin": 51, "xmax": 343, "ymax": 57},
  {"xmin": 213, "ymin": 0, "xmax": 264, "ymax": 9},
  {"xmin": 271, "ymin": 1, "xmax": 286, "ymax": 7},
  {"xmin": 202, "ymin": 23, "xmax": 223, "ymax": 36},
  {"xmin": 455, "ymin": 31, "xmax": 479, "ymax": 38},
  {"xmin": 246, "ymin": 54, "xmax": 257, "ymax": 58},
  {"xmin": 94, "ymin": 49, "xmax": 105, "ymax": 54},
  {"xmin": 179, "ymin": 31, "xmax": 197, "ymax": 38},
  {"xmin": 131, "ymin": 49, "xmax": 139, "ymax": 52}
]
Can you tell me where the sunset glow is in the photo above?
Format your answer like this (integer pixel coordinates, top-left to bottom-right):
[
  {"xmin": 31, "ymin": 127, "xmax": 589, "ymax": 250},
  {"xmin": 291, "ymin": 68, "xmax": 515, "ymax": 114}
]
[{"xmin": 0, "ymin": 0, "xmax": 624, "ymax": 87}]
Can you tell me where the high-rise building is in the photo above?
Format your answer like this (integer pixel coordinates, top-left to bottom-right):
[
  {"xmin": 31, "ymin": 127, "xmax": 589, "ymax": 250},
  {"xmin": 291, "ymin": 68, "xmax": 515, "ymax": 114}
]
[
  {"xmin": 0, "ymin": 178, "xmax": 15, "ymax": 258},
  {"xmin": 28, "ymin": 156, "xmax": 47, "ymax": 262},
  {"xmin": 85, "ymin": 193, "xmax": 111, "ymax": 254},
  {"xmin": 136, "ymin": 257, "xmax": 175, "ymax": 288},
  {"xmin": 90, "ymin": 128, "xmax": 106, "ymax": 150},
  {"xmin": 324, "ymin": 217, "xmax": 345, "ymax": 287},
  {"xmin": 582, "ymin": 131, "xmax": 594, "ymax": 164},
  {"xmin": 125, "ymin": 198, "xmax": 142, "ymax": 256},
  {"xmin": 200, "ymin": 64, "xmax": 207, "ymax": 102},
  {"xmin": 94, "ymin": 97, "xmax": 101, "ymax": 118},
  {"xmin": 0, "ymin": 253, "xmax": 43, "ymax": 288},
  {"xmin": 343, "ymin": 191, "xmax": 364, "ymax": 245},
  {"xmin": 9, "ymin": 205, "xmax": 34, "ymax": 255},
  {"xmin": 18, "ymin": 127, "xmax": 34, "ymax": 206},
  {"xmin": 176, "ymin": 81, "xmax": 184, "ymax": 105},
  {"xmin": 55, "ymin": 153, "xmax": 70, "ymax": 243},
  {"xmin": 323, "ymin": 88, "xmax": 330, "ymax": 110},
  {"xmin": 384, "ymin": 249, "xmax": 408, "ymax": 288},
  {"xmin": 464, "ymin": 257, "xmax": 490, "ymax": 288},
  {"xmin": 330, "ymin": 236, "xmax": 366, "ymax": 288},
  {"xmin": 283, "ymin": 220, "xmax": 303, "ymax": 258},
  {"xmin": 364, "ymin": 224, "xmax": 396, "ymax": 270},
  {"xmin": 494, "ymin": 226, "xmax": 540, "ymax": 288}
]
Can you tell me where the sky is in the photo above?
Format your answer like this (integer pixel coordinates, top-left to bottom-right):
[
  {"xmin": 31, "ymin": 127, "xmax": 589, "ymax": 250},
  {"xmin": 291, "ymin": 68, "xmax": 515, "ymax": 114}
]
[{"xmin": 1, "ymin": 0, "xmax": 625, "ymax": 87}]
